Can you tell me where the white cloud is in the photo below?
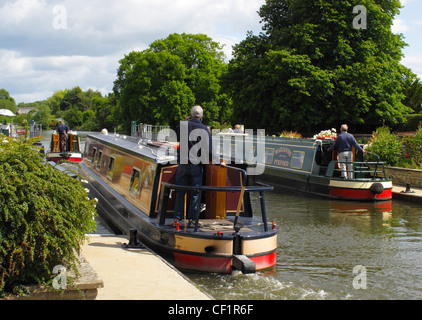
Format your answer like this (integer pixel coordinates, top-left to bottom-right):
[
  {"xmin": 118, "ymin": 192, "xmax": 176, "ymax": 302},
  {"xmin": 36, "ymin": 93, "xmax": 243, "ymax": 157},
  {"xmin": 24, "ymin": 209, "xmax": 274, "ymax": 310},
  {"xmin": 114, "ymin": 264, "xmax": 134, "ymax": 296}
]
[
  {"xmin": 0, "ymin": 49, "xmax": 120, "ymax": 102},
  {"xmin": 392, "ymin": 18, "xmax": 411, "ymax": 34},
  {"xmin": 402, "ymin": 53, "xmax": 422, "ymax": 80},
  {"xmin": 0, "ymin": 0, "xmax": 265, "ymax": 103}
]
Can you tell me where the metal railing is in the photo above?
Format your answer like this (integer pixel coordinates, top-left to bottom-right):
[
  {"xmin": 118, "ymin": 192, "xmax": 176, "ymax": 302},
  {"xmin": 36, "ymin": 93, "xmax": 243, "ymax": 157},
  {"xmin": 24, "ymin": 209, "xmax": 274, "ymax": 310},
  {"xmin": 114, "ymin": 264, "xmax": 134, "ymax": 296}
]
[
  {"xmin": 131, "ymin": 122, "xmax": 170, "ymax": 141},
  {"xmin": 156, "ymin": 181, "xmax": 274, "ymax": 232},
  {"xmin": 327, "ymin": 152, "xmax": 388, "ymax": 180}
]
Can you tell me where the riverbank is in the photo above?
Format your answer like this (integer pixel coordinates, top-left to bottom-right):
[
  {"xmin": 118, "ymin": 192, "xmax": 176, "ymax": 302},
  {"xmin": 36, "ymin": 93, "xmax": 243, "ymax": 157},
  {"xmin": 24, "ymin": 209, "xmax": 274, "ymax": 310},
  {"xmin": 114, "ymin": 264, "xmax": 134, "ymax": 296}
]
[
  {"xmin": 392, "ymin": 185, "xmax": 422, "ymax": 203},
  {"xmin": 80, "ymin": 234, "xmax": 212, "ymax": 300}
]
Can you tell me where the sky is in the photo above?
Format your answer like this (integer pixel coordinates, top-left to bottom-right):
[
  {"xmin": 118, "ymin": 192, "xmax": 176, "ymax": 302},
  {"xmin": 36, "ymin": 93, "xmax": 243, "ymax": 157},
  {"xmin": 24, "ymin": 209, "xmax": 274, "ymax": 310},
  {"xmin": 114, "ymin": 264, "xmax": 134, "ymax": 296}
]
[{"xmin": 0, "ymin": 0, "xmax": 421, "ymax": 104}]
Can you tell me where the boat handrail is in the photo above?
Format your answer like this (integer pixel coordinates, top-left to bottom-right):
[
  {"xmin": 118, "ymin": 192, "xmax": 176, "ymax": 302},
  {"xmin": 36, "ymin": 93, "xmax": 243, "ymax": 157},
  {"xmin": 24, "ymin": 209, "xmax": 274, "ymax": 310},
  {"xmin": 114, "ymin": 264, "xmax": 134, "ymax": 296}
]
[
  {"xmin": 160, "ymin": 181, "xmax": 274, "ymax": 193},
  {"xmin": 157, "ymin": 181, "xmax": 274, "ymax": 232},
  {"xmin": 328, "ymin": 159, "xmax": 388, "ymax": 180}
]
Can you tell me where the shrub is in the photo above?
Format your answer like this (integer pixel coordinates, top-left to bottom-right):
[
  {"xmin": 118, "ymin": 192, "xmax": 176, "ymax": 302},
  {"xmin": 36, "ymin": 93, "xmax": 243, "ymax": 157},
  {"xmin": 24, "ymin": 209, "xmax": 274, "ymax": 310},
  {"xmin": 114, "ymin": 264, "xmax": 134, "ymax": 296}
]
[
  {"xmin": 366, "ymin": 126, "xmax": 402, "ymax": 166},
  {"xmin": 403, "ymin": 126, "xmax": 422, "ymax": 167},
  {"xmin": 0, "ymin": 137, "xmax": 96, "ymax": 294}
]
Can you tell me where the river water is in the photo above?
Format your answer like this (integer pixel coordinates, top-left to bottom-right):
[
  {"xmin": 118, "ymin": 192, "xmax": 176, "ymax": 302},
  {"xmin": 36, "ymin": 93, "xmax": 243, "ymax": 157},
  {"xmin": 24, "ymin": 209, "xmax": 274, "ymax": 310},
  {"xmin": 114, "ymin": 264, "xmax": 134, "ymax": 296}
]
[
  {"xmin": 41, "ymin": 132, "xmax": 422, "ymax": 300},
  {"xmin": 187, "ymin": 188, "xmax": 422, "ymax": 300}
]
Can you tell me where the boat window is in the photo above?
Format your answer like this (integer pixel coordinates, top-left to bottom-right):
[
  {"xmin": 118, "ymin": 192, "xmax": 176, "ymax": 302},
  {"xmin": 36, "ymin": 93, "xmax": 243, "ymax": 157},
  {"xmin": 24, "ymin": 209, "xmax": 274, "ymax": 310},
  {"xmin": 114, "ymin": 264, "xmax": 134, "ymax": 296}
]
[
  {"xmin": 129, "ymin": 168, "xmax": 141, "ymax": 197},
  {"xmin": 265, "ymin": 148, "xmax": 275, "ymax": 164},
  {"xmin": 107, "ymin": 157, "xmax": 115, "ymax": 180},
  {"xmin": 290, "ymin": 151, "xmax": 305, "ymax": 170},
  {"xmin": 91, "ymin": 147, "xmax": 97, "ymax": 165},
  {"xmin": 96, "ymin": 150, "xmax": 103, "ymax": 171}
]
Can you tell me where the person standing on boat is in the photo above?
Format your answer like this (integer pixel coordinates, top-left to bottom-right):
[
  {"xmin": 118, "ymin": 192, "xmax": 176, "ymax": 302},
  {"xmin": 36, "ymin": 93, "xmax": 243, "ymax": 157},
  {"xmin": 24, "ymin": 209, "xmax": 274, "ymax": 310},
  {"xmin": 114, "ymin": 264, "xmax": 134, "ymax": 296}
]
[
  {"xmin": 174, "ymin": 105, "xmax": 223, "ymax": 226},
  {"xmin": 328, "ymin": 124, "xmax": 366, "ymax": 179},
  {"xmin": 57, "ymin": 120, "xmax": 70, "ymax": 152},
  {"xmin": 233, "ymin": 124, "xmax": 243, "ymax": 133}
]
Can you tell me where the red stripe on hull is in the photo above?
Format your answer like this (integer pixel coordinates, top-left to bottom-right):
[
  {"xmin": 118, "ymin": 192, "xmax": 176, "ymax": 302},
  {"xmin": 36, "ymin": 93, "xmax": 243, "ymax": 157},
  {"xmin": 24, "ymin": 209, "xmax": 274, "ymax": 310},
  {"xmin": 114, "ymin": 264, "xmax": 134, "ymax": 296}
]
[
  {"xmin": 173, "ymin": 251, "xmax": 277, "ymax": 273},
  {"xmin": 250, "ymin": 251, "xmax": 277, "ymax": 270},
  {"xmin": 47, "ymin": 157, "xmax": 82, "ymax": 163},
  {"xmin": 174, "ymin": 253, "xmax": 232, "ymax": 273},
  {"xmin": 329, "ymin": 187, "xmax": 392, "ymax": 200}
]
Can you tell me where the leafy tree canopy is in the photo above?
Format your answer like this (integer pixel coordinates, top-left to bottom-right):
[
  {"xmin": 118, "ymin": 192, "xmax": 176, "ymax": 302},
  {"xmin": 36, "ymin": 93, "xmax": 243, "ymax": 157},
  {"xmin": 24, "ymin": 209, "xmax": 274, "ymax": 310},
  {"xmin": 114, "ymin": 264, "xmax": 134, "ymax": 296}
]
[
  {"xmin": 114, "ymin": 33, "xmax": 232, "ymax": 131},
  {"xmin": 0, "ymin": 89, "xmax": 17, "ymax": 114},
  {"xmin": 225, "ymin": 0, "xmax": 415, "ymax": 134}
]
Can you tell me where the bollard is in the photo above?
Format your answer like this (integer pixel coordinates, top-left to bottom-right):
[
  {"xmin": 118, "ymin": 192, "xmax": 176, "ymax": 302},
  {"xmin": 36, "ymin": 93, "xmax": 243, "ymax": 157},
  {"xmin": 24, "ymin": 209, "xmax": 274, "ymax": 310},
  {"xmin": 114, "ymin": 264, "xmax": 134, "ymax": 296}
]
[
  {"xmin": 122, "ymin": 228, "xmax": 144, "ymax": 248},
  {"xmin": 402, "ymin": 182, "xmax": 415, "ymax": 194}
]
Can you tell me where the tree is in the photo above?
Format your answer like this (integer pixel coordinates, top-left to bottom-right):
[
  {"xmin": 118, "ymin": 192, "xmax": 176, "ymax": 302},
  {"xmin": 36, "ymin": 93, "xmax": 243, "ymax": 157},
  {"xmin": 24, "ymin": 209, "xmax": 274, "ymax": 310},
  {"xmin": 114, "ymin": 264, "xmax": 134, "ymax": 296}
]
[
  {"xmin": 114, "ymin": 50, "xmax": 195, "ymax": 131},
  {"xmin": 225, "ymin": 0, "xmax": 414, "ymax": 133},
  {"xmin": 403, "ymin": 79, "xmax": 422, "ymax": 113},
  {"xmin": 91, "ymin": 94, "xmax": 116, "ymax": 131},
  {"xmin": 60, "ymin": 87, "xmax": 83, "ymax": 111},
  {"xmin": 63, "ymin": 105, "xmax": 83, "ymax": 128},
  {"xmin": 32, "ymin": 103, "xmax": 52, "ymax": 129},
  {"xmin": 48, "ymin": 90, "xmax": 69, "ymax": 115},
  {"xmin": 0, "ymin": 89, "xmax": 17, "ymax": 113},
  {"xmin": 114, "ymin": 33, "xmax": 231, "ymax": 132}
]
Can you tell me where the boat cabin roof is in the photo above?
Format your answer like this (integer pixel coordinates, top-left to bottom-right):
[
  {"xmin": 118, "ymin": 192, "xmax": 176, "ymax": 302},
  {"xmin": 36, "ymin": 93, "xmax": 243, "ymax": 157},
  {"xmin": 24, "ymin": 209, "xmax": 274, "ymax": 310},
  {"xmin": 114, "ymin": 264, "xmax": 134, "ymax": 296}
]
[{"xmin": 87, "ymin": 133, "xmax": 177, "ymax": 164}]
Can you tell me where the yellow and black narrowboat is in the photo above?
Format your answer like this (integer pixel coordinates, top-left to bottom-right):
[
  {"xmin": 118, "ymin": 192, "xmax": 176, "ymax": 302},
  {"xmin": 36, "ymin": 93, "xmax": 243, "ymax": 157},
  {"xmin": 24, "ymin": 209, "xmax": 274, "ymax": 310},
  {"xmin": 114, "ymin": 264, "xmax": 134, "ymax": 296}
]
[
  {"xmin": 79, "ymin": 132, "xmax": 278, "ymax": 274},
  {"xmin": 46, "ymin": 131, "xmax": 82, "ymax": 163}
]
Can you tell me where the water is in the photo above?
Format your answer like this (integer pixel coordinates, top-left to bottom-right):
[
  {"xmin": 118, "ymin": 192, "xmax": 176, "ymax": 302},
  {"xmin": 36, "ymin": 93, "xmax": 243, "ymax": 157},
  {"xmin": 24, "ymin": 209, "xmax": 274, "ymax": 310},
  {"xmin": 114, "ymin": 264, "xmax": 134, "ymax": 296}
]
[
  {"xmin": 40, "ymin": 132, "xmax": 422, "ymax": 299},
  {"xmin": 186, "ymin": 188, "xmax": 422, "ymax": 300}
]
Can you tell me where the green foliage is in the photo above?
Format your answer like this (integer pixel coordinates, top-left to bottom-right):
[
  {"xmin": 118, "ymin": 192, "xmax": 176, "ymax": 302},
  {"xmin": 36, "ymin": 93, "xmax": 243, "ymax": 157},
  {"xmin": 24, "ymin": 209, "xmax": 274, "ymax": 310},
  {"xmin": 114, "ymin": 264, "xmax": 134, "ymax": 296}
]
[
  {"xmin": 0, "ymin": 138, "xmax": 96, "ymax": 293},
  {"xmin": 403, "ymin": 126, "xmax": 422, "ymax": 167},
  {"xmin": 225, "ymin": 0, "xmax": 414, "ymax": 133},
  {"xmin": 114, "ymin": 33, "xmax": 231, "ymax": 132},
  {"xmin": 403, "ymin": 79, "xmax": 422, "ymax": 113},
  {"xmin": 63, "ymin": 105, "xmax": 84, "ymax": 128},
  {"xmin": 366, "ymin": 126, "xmax": 402, "ymax": 166},
  {"xmin": 0, "ymin": 89, "xmax": 17, "ymax": 114}
]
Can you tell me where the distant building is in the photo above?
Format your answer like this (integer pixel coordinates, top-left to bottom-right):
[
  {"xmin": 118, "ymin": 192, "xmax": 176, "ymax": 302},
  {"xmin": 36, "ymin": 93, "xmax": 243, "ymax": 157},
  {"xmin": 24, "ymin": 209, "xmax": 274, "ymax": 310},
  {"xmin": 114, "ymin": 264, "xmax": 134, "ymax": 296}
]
[{"xmin": 17, "ymin": 107, "xmax": 37, "ymax": 115}]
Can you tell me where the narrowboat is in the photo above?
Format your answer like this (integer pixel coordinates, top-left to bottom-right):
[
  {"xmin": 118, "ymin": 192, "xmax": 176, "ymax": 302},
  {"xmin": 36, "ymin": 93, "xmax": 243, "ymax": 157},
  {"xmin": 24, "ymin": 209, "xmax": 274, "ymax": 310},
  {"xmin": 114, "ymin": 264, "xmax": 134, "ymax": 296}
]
[
  {"xmin": 46, "ymin": 131, "xmax": 82, "ymax": 163},
  {"xmin": 79, "ymin": 131, "xmax": 278, "ymax": 274},
  {"xmin": 216, "ymin": 134, "xmax": 392, "ymax": 201},
  {"xmin": 260, "ymin": 136, "xmax": 392, "ymax": 201}
]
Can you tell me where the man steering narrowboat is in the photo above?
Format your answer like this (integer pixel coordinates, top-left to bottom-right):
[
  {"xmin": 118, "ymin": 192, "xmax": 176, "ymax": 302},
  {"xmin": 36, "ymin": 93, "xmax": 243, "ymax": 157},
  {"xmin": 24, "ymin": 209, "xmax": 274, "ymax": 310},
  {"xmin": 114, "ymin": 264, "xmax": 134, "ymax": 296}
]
[
  {"xmin": 174, "ymin": 106, "xmax": 224, "ymax": 226},
  {"xmin": 328, "ymin": 124, "xmax": 366, "ymax": 179}
]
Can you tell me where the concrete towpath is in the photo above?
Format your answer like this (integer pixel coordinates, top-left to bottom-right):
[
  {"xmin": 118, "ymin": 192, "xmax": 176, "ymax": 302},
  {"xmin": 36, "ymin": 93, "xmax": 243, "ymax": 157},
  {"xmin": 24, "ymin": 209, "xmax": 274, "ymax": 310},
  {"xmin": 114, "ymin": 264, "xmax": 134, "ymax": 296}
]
[
  {"xmin": 81, "ymin": 234, "xmax": 212, "ymax": 300},
  {"xmin": 392, "ymin": 185, "xmax": 422, "ymax": 203}
]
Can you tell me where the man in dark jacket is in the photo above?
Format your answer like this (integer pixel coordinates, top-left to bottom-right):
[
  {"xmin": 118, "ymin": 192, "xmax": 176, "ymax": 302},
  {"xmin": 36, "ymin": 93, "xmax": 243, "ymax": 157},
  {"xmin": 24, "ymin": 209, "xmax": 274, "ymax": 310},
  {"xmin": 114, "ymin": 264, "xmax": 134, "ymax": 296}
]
[
  {"xmin": 328, "ymin": 124, "xmax": 366, "ymax": 179},
  {"xmin": 173, "ymin": 106, "xmax": 222, "ymax": 224},
  {"xmin": 57, "ymin": 120, "xmax": 70, "ymax": 152}
]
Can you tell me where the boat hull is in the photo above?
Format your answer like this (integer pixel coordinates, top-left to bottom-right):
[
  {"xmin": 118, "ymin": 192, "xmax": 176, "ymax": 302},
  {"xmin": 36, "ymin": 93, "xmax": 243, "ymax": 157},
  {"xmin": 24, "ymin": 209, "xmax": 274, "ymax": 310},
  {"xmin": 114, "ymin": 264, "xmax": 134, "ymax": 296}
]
[
  {"xmin": 79, "ymin": 148, "xmax": 278, "ymax": 274},
  {"xmin": 173, "ymin": 250, "xmax": 277, "ymax": 273},
  {"xmin": 261, "ymin": 170, "xmax": 392, "ymax": 201},
  {"xmin": 216, "ymin": 135, "xmax": 392, "ymax": 201},
  {"xmin": 46, "ymin": 152, "xmax": 82, "ymax": 163}
]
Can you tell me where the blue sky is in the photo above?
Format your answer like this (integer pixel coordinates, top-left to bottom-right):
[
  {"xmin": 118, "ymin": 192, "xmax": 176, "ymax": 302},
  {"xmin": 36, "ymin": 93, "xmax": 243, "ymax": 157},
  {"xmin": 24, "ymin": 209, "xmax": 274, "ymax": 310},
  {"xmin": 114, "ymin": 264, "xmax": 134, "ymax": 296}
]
[
  {"xmin": 0, "ymin": 0, "xmax": 421, "ymax": 104},
  {"xmin": 392, "ymin": 0, "xmax": 422, "ymax": 79}
]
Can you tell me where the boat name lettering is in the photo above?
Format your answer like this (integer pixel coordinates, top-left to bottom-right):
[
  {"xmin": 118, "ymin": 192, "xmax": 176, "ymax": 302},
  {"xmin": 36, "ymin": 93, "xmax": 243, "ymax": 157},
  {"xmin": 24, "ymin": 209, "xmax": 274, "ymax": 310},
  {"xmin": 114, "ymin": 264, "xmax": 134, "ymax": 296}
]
[
  {"xmin": 273, "ymin": 147, "xmax": 292, "ymax": 167},
  {"xmin": 274, "ymin": 159, "xmax": 289, "ymax": 167},
  {"xmin": 275, "ymin": 147, "xmax": 292, "ymax": 157}
]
